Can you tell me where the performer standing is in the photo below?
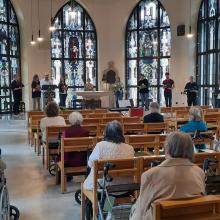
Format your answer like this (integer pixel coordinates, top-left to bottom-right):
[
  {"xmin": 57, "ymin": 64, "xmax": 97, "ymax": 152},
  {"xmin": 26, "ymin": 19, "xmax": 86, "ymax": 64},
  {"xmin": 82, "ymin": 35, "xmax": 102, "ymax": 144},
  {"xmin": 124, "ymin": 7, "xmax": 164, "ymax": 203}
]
[
  {"xmin": 11, "ymin": 74, "xmax": 24, "ymax": 115},
  {"xmin": 40, "ymin": 73, "xmax": 53, "ymax": 110},
  {"xmin": 113, "ymin": 76, "xmax": 124, "ymax": 108},
  {"xmin": 58, "ymin": 77, "xmax": 68, "ymax": 107},
  {"xmin": 31, "ymin": 74, "xmax": 41, "ymax": 111},
  {"xmin": 84, "ymin": 78, "xmax": 94, "ymax": 91},
  {"xmin": 138, "ymin": 74, "xmax": 149, "ymax": 110},
  {"xmin": 184, "ymin": 76, "xmax": 198, "ymax": 106},
  {"xmin": 162, "ymin": 72, "xmax": 175, "ymax": 107}
]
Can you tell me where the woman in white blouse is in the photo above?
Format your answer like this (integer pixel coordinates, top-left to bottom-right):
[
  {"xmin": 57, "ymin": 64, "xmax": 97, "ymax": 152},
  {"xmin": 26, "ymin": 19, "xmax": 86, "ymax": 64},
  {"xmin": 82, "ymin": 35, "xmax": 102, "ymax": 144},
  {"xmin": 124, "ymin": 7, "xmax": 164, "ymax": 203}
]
[
  {"xmin": 83, "ymin": 120, "xmax": 134, "ymax": 190},
  {"xmin": 40, "ymin": 101, "xmax": 66, "ymax": 142}
]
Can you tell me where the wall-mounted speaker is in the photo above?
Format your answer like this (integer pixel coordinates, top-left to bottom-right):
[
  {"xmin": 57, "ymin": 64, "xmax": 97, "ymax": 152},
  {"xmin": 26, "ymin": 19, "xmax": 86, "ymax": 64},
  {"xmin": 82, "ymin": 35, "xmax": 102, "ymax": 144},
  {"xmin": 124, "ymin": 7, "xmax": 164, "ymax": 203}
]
[{"xmin": 177, "ymin": 25, "xmax": 185, "ymax": 36}]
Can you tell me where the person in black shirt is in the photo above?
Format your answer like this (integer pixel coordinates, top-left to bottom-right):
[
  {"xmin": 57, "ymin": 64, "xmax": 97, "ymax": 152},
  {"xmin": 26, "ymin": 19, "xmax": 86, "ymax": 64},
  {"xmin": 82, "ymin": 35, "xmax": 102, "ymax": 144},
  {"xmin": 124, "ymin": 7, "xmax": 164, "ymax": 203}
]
[
  {"xmin": 31, "ymin": 74, "xmax": 41, "ymax": 111},
  {"xmin": 138, "ymin": 74, "xmax": 149, "ymax": 110},
  {"xmin": 144, "ymin": 102, "xmax": 164, "ymax": 123},
  {"xmin": 11, "ymin": 74, "xmax": 24, "ymax": 115},
  {"xmin": 184, "ymin": 76, "xmax": 198, "ymax": 106},
  {"xmin": 58, "ymin": 77, "xmax": 68, "ymax": 107}
]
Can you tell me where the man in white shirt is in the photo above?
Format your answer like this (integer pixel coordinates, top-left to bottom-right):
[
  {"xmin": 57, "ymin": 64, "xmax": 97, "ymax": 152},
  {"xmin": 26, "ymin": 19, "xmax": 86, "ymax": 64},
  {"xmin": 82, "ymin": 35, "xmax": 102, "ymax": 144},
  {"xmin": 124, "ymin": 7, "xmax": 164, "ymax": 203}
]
[{"xmin": 40, "ymin": 73, "xmax": 53, "ymax": 110}]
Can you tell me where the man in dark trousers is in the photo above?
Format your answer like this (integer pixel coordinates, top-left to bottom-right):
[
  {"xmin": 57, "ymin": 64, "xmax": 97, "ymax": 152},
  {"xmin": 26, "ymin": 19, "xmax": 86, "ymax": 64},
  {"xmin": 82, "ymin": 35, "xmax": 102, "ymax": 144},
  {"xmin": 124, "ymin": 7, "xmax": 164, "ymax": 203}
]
[
  {"xmin": 138, "ymin": 74, "xmax": 149, "ymax": 110},
  {"xmin": 11, "ymin": 74, "xmax": 24, "ymax": 115},
  {"xmin": 184, "ymin": 76, "xmax": 198, "ymax": 106},
  {"xmin": 162, "ymin": 72, "xmax": 175, "ymax": 107}
]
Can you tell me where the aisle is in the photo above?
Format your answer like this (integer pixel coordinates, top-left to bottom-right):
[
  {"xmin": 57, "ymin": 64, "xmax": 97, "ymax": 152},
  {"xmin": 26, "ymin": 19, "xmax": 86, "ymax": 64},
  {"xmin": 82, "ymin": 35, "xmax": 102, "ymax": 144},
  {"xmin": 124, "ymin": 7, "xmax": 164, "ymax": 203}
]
[{"xmin": 0, "ymin": 119, "xmax": 80, "ymax": 220}]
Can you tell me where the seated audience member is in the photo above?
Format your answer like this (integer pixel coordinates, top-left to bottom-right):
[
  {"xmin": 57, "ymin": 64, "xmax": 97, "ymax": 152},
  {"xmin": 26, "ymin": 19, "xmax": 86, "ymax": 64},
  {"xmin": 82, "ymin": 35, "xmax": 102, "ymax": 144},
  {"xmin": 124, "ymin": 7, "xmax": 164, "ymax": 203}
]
[
  {"xmin": 180, "ymin": 106, "xmax": 207, "ymax": 150},
  {"xmin": 143, "ymin": 102, "xmax": 164, "ymax": 123},
  {"xmin": 83, "ymin": 121, "xmax": 134, "ymax": 190},
  {"xmin": 130, "ymin": 132, "xmax": 205, "ymax": 220},
  {"xmin": 40, "ymin": 101, "xmax": 66, "ymax": 143},
  {"xmin": 62, "ymin": 112, "xmax": 89, "ymax": 166}
]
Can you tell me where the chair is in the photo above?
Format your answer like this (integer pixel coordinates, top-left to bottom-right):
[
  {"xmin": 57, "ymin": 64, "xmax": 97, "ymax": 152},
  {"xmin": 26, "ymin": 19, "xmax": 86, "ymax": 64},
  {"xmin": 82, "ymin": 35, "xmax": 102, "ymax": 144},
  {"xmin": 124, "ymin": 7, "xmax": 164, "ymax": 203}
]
[
  {"xmin": 58, "ymin": 137, "xmax": 97, "ymax": 193},
  {"xmin": 153, "ymin": 195, "xmax": 220, "ymax": 220},
  {"xmin": 88, "ymin": 113, "xmax": 106, "ymax": 118},
  {"xmin": 81, "ymin": 157, "xmax": 141, "ymax": 220},
  {"xmin": 94, "ymin": 109, "xmax": 108, "ymax": 114},
  {"xmin": 101, "ymin": 117, "xmax": 122, "ymax": 124},
  {"xmin": 129, "ymin": 108, "xmax": 144, "ymax": 117},
  {"xmin": 105, "ymin": 112, "xmax": 122, "ymax": 117},
  {"xmin": 82, "ymin": 118, "xmax": 101, "ymax": 125}
]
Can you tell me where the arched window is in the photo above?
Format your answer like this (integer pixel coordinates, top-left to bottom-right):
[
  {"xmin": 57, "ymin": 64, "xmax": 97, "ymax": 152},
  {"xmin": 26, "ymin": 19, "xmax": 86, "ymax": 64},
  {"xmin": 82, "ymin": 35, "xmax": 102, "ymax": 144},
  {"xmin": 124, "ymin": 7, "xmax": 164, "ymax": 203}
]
[
  {"xmin": 51, "ymin": 1, "xmax": 97, "ymax": 107},
  {"xmin": 0, "ymin": 0, "xmax": 20, "ymax": 113},
  {"xmin": 197, "ymin": 0, "xmax": 219, "ymax": 106},
  {"xmin": 125, "ymin": 0, "xmax": 171, "ymax": 106}
]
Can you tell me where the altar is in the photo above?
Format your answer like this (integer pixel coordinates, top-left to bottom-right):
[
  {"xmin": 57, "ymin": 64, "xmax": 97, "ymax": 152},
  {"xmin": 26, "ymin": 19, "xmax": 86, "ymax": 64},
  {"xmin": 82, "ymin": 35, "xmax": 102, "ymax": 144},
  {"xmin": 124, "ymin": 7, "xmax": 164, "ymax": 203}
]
[{"xmin": 76, "ymin": 91, "xmax": 114, "ymax": 108}]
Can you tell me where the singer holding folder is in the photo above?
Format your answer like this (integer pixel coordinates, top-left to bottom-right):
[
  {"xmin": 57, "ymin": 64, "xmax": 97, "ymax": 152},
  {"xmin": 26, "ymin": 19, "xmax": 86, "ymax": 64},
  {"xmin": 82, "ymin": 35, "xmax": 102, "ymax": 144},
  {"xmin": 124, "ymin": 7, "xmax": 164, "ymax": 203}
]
[{"xmin": 184, "ymin": 76, "xmax": 198, "ymax": 106}]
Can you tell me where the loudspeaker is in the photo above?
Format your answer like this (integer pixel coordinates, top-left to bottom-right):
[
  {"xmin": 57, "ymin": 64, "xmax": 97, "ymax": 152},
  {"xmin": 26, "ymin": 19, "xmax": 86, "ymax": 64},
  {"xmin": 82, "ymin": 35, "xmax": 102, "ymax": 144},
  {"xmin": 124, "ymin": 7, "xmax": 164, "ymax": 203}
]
[{"xmin": 177, "ymin": 25, "xmax": 185, "ymax": 36}]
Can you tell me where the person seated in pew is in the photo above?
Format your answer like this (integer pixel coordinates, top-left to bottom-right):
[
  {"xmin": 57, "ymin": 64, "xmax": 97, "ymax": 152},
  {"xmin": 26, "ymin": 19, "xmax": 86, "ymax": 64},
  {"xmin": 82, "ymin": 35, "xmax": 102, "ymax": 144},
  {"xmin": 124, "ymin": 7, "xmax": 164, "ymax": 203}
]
[
  {"xmin": 130, "ymin": 132, "xmax": 205, "ymax": 220},
  {"xmin": 143, "ymin": 102, "xmax": 164, "ymax": 123},
  {"xmin": 61, "ymin": 112, "xmax": 89, "ymax": 166},
  {"xmin": 40, "ymin": 101, "xmax": 66, "ymax": 143},
  {"xmin": 180, "ymin": 106, "xmax": 208, "ymax": 150},
  {"xmin": 83, "ymin": 120, "xmax": 134, "ymax": 190}
]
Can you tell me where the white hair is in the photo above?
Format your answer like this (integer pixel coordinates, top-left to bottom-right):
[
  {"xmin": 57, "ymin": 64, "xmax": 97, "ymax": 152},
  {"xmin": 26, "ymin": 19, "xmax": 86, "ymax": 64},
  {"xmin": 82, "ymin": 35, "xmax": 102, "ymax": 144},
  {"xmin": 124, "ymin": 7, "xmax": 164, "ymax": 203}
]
[{"xmin": 68, "ymin": 112, "xmax": 83, "ymax": 125}]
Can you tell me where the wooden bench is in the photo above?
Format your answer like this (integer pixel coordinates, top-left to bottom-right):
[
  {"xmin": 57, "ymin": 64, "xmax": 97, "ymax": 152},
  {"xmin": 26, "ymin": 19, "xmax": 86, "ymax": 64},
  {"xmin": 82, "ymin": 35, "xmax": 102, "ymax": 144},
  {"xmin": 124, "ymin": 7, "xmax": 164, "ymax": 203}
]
[
  {"xmin": 81, "ymin": 157, "xmax": 141, "ymax": 220},
  {"xmin": 144, "ymin": 122, "xmax": 169, "ymax": 134},
  {"xmin": 58, "ymin": 137, "xmax": 97, "ymax": 193},
  {"xmin": 153, "ymin": 195, "xmax": 220, "ymax": 220},
  {"xmin": 125, "ymin": 134, "xmax": 159, "ymax": 154},
  {"xmin": 123, "ymin": 123, "xmax": 145, "ymax": 134},
  {"xmin": 122, "ymin": 116, "xmax": 141, "ymax": 124}
]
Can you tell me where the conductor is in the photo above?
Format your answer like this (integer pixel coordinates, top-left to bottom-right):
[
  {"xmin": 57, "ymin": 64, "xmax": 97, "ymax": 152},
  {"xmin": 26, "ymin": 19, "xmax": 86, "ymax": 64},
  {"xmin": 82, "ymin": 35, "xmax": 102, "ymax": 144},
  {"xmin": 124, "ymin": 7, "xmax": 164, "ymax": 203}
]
[{"xmin": 184, "ymin": 76, "xmax": 198, "ymax": 106}]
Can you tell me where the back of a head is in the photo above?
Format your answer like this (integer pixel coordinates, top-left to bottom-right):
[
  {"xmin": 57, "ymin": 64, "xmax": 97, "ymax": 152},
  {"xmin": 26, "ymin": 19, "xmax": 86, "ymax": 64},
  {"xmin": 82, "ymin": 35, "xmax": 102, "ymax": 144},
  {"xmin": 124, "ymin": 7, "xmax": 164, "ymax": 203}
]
[
  {"xmin": 150, "ymin": 102, "xmax": 160, "ymax": 113},
  {"xmin": 104, "ymin": 120, "xmax": 125, "ymax": 144},
  {"xmin": 165, "ymin": 132, "xmax": 194, "ymax": 162},
  {"xmin": 69, "ymin": 112, "xmax": 83, "ymax": 126},
  {"xmin": 45, "ymin": 101, "xmax": 59, "ymax": 117},
  {"xmin": 189, "ymin": 106, "xmax": 203, "ymax": 121}
]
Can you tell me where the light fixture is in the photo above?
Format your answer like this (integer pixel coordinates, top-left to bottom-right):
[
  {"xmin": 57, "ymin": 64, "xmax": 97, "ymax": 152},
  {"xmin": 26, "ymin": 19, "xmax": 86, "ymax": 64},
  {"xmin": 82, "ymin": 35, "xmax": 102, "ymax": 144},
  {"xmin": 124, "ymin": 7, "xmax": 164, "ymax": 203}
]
[
  {"xmin": 30, "ymin": 35, "xmax": 36, "ymax": 45},
  {"xmin": 49, "ymin": 0, "xmax": 56, "ymax": 31},
  {"xmin": 30, "ymin": 0, "xmax": 36, "ymax": 45},
  {"xmin": 37, "ymin": 0, "xmax": 44, "ymax": 42},
  {"xmin": 187, "ymin": 26, "xmax": 193, "ymax": 38},
  {"xmin": 187, "ymin": 0, "xmax": 194, "ymax": 38}
]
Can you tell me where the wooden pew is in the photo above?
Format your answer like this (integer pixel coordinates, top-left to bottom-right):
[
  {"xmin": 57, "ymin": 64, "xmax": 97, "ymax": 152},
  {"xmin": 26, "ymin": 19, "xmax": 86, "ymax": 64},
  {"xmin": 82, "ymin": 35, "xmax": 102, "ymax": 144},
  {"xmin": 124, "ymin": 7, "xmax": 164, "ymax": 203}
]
[
  {"xmin": 161, "ymin": 107, "xmax": 172, "ymax": 114},
  {"xmin": 87, "ymin": 113, "xmax": 106, "ymax": 118},
  {"xmin": 123, "ymin": 123, "xmax": 145, "ymax": 134},
  {"xmin": 82, "ymin": 118, "xmax": 101, "ymax": 125},
  {"xmin": 81, "ymin": 157, "xmax": 141, "ymax": 220},
  {"xmin": 101, "ymin": 117, "xmax": 123, "ymax": 124},
  {"xmin": 42, "ymin": 125, "xmax": 68, "ymax": 169},
  {"xmin": 203, "ymin": 108, "xmax": 220, "ymax": 114},
  {"xmin": 58, "ymin": 137, "xmax": 97, "ymax": 193},
  {"xmin": 125, "ymin": 135, "xmax": 159, "ymax": 154},
  {"xmin": 105, "ymin": 112, "xmax": 122, "ymax": 117},
  {"xmin": 175, "ymin": 110, "xmax": 189, "ymax": 119},
  {"xmin": 144, "ymin": 122, "xmax": 169, "ymax": 134},
  {"xmin": 204, "ymin": 113, "xmax": 220, "ymax": 124},
  {"xmin": 93, "ymin": 109, "xmax": 108, "ymax": 114},
  {"xmin": 153, "ymin": 195, "xmax": 220, "ymax": 220},
  {"xmin": 122, "ymin": 117, "xmax": 141, "ymax": 124}
]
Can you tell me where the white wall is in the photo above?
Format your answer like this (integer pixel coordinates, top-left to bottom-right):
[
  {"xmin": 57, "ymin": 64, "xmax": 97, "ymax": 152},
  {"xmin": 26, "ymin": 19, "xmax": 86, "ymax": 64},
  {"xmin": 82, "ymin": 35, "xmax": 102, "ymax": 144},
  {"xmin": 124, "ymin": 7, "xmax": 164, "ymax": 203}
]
[{"xmin": 11, "ymin": 0, "xmax": 202, "ymax": 109}]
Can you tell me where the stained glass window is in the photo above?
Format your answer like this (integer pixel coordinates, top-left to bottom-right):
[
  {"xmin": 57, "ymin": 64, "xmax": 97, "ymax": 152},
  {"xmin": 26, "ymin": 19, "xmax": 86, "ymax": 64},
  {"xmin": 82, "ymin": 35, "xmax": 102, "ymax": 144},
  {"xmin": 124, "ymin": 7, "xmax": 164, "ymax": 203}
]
[
  {"xmin": 197, "ymin": 0, "xmax": 220, "ymax": 106},
  {"xmin": 0, "ymin": 0, "xmax": 21, "ymax": 113},
  {"xmin": 125, "ymin": 0, "xmax": 171, "ymax": 106},
  {"xmin": 51, "ymin": 1, "xmax": 97, "ymax": 107}
]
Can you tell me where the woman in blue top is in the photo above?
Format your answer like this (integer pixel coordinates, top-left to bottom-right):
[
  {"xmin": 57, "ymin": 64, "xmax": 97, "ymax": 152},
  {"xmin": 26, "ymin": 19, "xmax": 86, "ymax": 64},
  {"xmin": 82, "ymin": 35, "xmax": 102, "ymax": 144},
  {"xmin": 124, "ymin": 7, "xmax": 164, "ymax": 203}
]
[{"xmin": 180, "ymin": 106, "xmax": 208, "ymax": 150}]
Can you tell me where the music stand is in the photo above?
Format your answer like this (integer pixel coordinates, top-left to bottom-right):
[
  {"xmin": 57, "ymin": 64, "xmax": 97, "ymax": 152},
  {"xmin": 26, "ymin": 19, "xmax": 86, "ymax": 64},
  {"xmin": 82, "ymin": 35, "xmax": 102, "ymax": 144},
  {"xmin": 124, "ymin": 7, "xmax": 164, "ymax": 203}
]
[{"xmin": 41, "ymin": 85, "xmax": 57, "ymax": 103}]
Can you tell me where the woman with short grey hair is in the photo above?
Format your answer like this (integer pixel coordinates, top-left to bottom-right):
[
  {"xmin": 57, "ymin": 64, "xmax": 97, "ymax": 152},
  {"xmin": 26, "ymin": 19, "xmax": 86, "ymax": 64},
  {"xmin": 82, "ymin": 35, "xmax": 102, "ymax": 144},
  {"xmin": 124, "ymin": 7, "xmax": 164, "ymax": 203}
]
[
  {"xmin": 130, "ymin": 132, "xmax": 205, "ymax": 220},
  {"xmin": 189, "ymin": 106, "xmax": 203, "ymax": 121},
  {"xmin": 68, "ymin": 112, "xmax": 83, "ymax": 126}
]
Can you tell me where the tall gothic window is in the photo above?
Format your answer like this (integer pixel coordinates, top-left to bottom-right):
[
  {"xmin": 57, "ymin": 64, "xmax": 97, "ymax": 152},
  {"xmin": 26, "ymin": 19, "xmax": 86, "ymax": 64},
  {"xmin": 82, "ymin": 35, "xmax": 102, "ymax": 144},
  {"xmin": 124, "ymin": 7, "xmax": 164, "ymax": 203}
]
[
  {"xmin": 125, "ymin": 0, "xmax": 171, "ymax": 106},
  {"xmin": 51, "ymin": 1, "xmax": 97, "ymax": 107},
  {"xmin": 197, "ymin": 0, "xmax": 219, "ymax": 106},
  {"xmin": 0, "ymin": 0, "xmax": 20, "ymax": 113}
]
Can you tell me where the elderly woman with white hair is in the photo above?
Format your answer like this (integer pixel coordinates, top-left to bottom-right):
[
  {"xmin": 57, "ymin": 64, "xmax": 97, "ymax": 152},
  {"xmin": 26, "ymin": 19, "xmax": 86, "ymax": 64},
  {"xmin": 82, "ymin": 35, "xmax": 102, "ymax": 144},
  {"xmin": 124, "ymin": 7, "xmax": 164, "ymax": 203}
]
[
  {"xmin": 130, "ymin": 132, "xmax": 205, "ymax": 220},
  {"xmin": 62, "ymin": 111, "xmax": 89, "ymax": 166},
  {"xmin": 180, "ymin": 106, "xmax": 207, "ymax": 150}
]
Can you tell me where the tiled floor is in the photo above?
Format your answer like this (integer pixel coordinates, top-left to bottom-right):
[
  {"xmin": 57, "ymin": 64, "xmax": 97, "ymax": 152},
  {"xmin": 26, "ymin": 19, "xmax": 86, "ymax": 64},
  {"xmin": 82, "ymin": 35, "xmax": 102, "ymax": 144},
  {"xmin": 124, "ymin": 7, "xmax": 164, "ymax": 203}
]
[{"xmin": 0, "ymin": 119, "xmax": 80, "ymax": 220}]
